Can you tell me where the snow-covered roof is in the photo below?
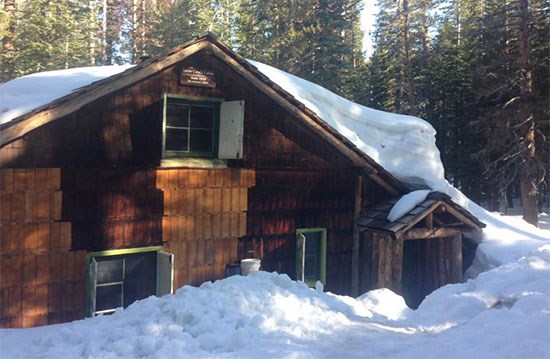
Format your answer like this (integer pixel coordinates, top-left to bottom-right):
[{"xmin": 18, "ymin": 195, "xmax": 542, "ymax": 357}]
[
  {"xmin": 0, "ymin": 65, "xmax": 134, "ymax": 125},
  {"xmin": 248, "ymin": 60, "xmax": 445, "ymax": 191},
  {"xmin": 359, "ymin": 191, "xmax": 485, "ymax": 238},
  {"xmin": 0, "ymin": 57, "xmax": 443, "ymax": 190}
]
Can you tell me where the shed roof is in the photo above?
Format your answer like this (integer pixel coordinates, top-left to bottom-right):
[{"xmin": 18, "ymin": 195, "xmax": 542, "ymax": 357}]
[{"xmin": 358, "ymin": 192, "xmax": 485, "ymax": 239}]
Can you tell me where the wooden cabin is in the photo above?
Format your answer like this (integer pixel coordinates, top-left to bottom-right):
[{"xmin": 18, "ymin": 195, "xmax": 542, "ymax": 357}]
[{"xmin": 0, "ymin": 33, "xmax": 484, "ymax": 328}]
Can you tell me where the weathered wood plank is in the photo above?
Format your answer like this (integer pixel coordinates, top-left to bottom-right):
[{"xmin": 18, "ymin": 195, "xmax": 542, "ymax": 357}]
[
  {"xmin": 351, "ymin": 175, "xmax": 362, "ymax": 297},
  {"xmin": 451, "ymin": 233, "xmax": 463, "ymax": 283},
  {"xmin": 404, "ymin": 227, "xmax": 461, "ymax": 240}
]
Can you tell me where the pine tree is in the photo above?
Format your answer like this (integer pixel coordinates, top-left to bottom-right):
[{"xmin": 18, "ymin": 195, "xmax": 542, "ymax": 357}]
[
  {"xmin": 425, "ymin": 0, "xmax": 489, "ymax": 202},
  {"xmin": 0, "ymin": 0, "xmax": 17, "ymax": 82},
  {"xmin": 144, "ymin": 0, "xmax": 201, "ymax": 56},
  {"xmin": 14, "ymin": 0, "xmax": 92, "ymax": 75},
  {"xmin": 473, "ymin": 0, "xmax": 548, "ymax": 223},
  {"xmin": 289, "ymin": 0, "xmax": 364, "ymax": 96},
  {"xmin": 366, "ymin": 0, "xmax": 437, "ymax": 115}
]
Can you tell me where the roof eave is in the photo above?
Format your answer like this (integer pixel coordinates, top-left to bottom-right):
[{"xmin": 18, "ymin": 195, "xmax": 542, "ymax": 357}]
[{"xmin": 0, "ymin": 36, "xmax": 211, "ymax": 147}]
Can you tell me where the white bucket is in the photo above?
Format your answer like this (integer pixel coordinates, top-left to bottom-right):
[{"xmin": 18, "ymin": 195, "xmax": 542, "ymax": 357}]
[{"xmin": 240, "ymin": 258, "xmax": 261, "ymax": 276}]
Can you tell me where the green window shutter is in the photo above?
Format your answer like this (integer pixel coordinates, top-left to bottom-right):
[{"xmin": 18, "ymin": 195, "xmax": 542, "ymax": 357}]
[
  {"xmin": 156, "ymin": 251, "xmax": 174, "ymax": 296},
  {"xmin": 218, "ymin": 100, "xmax": 245, "ymax": 159}
]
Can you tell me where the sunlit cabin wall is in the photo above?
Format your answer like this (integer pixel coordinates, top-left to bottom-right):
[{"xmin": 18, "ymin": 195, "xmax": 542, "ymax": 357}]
[{"xmin": 0, "ymin": 168, "xmax": 86, "ymax": 328}]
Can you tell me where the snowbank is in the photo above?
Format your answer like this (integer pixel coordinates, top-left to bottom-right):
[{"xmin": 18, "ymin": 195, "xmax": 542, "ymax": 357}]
[{"xmin": 1, "ymin": 248, "xmax": 549, "ymax": 359}]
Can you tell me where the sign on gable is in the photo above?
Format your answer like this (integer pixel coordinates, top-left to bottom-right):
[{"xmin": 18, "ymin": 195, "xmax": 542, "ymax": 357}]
[{"xmin": 180, "ymin": 67, "xmax": 216, "ymax": 88}]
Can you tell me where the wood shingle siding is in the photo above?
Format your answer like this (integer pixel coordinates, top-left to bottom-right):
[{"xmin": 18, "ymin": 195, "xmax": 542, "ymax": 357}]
[
  {"xmin": 158, "ymin": 168, "xmax": 255, "ymax": 289},
  {"xmin": 0, "ymin": 168, "xmax": 86, "ymax": 328}
]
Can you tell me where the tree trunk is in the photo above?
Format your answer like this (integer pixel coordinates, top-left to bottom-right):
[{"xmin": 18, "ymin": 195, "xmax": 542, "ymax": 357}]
[
  {"xmin": 88, "ymin": 0, "xmax": 97, "ymax": 65},
  {"xmin": 520, "ymin": 155, "xmax": 539, "ymax": 226},
  {"xmin": 399, "ymin": 0, "xmax": 416, "ymax": 115},
  {"xmin": 2, "ymin": 0, "xmax": 17, "ymax": 82},
  {"xmin": 517, "ymin": 0, "xmax": 539, "ymax": 226},
  {"xmin": 101, "ymin": 0, "xmax": 108, "ymax": 65}
]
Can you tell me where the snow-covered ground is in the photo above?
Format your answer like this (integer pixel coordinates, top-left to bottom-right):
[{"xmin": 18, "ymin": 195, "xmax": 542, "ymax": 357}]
[
  {"xmin": 1, "ymin": 59, "xmax": 549, "ymax": 358},
  {"xmin": 0, "ymin": 213, "xmax": 548, "ymax": 358}
]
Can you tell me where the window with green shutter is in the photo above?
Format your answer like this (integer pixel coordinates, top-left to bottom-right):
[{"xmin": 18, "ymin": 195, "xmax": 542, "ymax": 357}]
[
  {"xmin": 162, "ymin": 95, "xmax": 221, "ymax": 158},
  {"xmin": 162, "ymin": 95, "xmax": 245, "ymax": 160},
  {"xmin": 87, "ymin": 247, "xmax": 173, "ymax": 316},
  {"xmin": 296, "ymin": 228, "xmax": 327, "ymax": 286}
]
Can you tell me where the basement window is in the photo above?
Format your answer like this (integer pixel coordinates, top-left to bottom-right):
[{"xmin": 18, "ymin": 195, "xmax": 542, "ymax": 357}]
[
  {"xmin": 296, "ymin": 228, "xmax": 327, "ymax": 286},
  {"xmin": 162, "ymin": 95, "xmax": 244, "ymax": 161},
  {"xmin": 87, "ymin": 247, "xmax": 173, "ymax": 316}
]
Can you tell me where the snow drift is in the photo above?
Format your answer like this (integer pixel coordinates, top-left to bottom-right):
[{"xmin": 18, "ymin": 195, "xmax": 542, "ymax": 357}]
[{"xmin": 1, "ymin": 250, "xmax": 549, "ymax": 359}]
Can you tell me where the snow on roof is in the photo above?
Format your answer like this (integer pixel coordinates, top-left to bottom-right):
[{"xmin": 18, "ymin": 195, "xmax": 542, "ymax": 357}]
[
  {"xmin": 248, "ymin": 60, "xmax": 445, "ymax": 191},
  {"xmin": 0, "ymin": 65, "xmax": 133, "ymax": 125},
  {"xmin": 386, "ymin": 189, "xmax": 432, "ymax": 222}
]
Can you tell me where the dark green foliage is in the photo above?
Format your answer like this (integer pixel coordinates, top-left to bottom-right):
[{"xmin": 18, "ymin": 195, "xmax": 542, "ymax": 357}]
[
  {"xmin": 9, "ymin": 0, "xmax": 92, "ymax": 76},
  {"xmin": 365, "ymin": 0, "xmax": 548, "ymax": 218},
  {"xmin": 233, "ymin": 0, "xmax": 363, "ymax": 98}
]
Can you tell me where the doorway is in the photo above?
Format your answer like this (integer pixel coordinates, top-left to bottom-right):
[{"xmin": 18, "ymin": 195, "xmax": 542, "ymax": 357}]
[{"xmin": 401, "ymin": 239, "xmax": 437, "ymax": 309}]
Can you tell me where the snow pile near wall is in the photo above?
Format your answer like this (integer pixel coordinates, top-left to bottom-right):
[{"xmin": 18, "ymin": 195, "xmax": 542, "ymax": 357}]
[
  {"xmin": 1, "ymin": 246, "xmax": 549, "ymax": 359},
  {"xmin": 0, "ymin": 65, "xmax": 133, "ymax": 125}
]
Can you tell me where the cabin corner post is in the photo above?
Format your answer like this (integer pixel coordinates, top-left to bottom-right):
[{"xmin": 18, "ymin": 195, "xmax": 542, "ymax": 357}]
[{"xmin": 351, "ymin": 175, "xmax": 363, "ymax": 297}]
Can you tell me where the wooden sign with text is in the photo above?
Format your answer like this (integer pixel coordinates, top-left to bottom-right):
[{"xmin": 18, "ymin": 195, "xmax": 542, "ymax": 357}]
[{"xmin": 180, "ymin": 67, "xmax": 216, "ymax": 88}]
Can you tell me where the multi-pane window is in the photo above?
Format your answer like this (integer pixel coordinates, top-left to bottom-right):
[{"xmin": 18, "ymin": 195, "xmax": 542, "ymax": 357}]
[
  {"xmin": 163, "ymin": 95, "xmax": 220, "ymax": 158},
  {"xmin": 88, "ymin": 248, "xmax": 173, "ymax": 316},
  {"xmin": 93, "ymin": 252, "xmax": 156, "ymax": 315},
  {"xmin": 296, "ymin": 228, "xmax": 327, "ymax": 286}
]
